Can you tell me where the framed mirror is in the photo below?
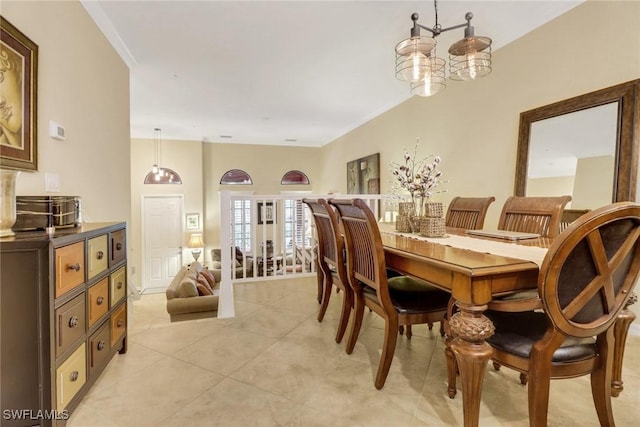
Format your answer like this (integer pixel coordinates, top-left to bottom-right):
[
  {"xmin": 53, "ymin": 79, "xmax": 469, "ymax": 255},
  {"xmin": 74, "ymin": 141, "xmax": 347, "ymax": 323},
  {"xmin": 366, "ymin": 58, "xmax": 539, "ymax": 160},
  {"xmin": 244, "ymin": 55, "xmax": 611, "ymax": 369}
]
[{"xmin": 515, "ymin": 79, "xmax": 639, "ymax": 206}]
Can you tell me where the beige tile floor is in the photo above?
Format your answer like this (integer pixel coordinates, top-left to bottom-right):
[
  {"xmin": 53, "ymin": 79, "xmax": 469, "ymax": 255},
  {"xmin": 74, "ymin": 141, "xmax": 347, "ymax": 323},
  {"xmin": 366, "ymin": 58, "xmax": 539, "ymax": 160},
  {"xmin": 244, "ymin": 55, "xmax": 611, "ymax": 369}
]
[{"xmin": 69, "ymin": 277, "xmax": 639, "ymax": 427}]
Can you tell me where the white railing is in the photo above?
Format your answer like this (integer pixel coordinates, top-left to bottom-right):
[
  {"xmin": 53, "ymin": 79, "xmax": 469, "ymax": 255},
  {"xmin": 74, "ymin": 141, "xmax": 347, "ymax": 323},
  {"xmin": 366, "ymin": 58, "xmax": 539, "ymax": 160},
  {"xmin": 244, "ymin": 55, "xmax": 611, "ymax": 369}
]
[{"xmin": 217, "ymin": 192, "xmax": 400, "ymax": 317}]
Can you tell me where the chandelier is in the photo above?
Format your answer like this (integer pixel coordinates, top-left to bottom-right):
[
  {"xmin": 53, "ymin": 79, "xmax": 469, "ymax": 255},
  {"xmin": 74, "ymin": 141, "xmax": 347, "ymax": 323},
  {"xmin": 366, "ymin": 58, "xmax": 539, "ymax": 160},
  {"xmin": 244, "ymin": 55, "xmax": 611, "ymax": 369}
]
[
  {"xmin": 144, "ymin": 128, "xmax": 182, "ymax": 184},
  {"xmin": 395, "ymin": 0, "xmax": 492, "ymax": 97}
]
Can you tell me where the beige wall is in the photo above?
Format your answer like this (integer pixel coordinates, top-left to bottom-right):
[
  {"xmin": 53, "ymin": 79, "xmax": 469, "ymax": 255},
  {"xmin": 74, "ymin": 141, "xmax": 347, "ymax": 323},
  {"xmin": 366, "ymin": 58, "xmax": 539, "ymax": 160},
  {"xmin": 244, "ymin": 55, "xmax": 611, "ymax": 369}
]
[
  {"xmin": 3, "ymin": 1, "xmax": 131, "ymax": 224},
  {"xmin": 320, "ymin": 0, "xmax": 640, "ymax": 230}
]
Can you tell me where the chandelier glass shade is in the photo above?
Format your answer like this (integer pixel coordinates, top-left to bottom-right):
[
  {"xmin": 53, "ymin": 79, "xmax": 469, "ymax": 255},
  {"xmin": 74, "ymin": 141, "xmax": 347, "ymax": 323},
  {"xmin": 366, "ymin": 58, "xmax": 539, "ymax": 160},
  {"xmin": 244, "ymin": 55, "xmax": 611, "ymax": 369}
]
[
  {"xmin": 144, "ymin": 128, "xmax": 183, "ymax": 184},
  {"xmin": 395, "ymin": 1, "xmax": 492, "ymax": 97}
]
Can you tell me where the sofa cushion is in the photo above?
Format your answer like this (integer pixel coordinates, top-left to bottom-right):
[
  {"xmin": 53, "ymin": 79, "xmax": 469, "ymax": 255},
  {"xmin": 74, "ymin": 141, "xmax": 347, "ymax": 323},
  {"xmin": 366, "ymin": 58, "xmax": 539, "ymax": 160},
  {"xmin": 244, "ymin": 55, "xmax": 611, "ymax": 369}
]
[
  {"xmin": 200, "ymin": 269, "xmax": 217, "ymax": 289},
  {"xmin": 178, "ymin": 278, "xmax": 199, "ymax": 298},
  {"xmin": 196, "ymin": 282, "xmax": 213, "ymax": 296}
]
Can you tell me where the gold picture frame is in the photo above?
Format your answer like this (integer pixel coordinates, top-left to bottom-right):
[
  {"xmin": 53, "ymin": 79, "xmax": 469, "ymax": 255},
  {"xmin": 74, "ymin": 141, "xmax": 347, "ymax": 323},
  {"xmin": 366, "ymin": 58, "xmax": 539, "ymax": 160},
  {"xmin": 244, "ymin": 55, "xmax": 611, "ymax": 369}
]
[
  {"xmin": 347, "ymin": 153, "xmax": 380, "ymax": 194},
  {"xmin": 0, "ymin": 17, "xmax": 38, "ymax": 171}
]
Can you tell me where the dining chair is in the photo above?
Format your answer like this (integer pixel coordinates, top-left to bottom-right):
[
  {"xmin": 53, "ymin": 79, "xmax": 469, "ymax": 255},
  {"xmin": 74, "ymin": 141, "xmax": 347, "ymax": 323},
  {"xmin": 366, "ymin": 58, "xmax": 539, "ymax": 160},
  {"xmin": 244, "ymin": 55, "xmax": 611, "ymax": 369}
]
[
  {"xmin": 445, "ymin": 196, "xmax": 496, "ymax": 230},
  {"xmin": 483, "ymin": 202, "xmax": 640, "ymax": 426},
  {"xmin": 497, "ymin": 195, "xmax": 572, "ymax": 238},
  {"xmin": 302, "ymin": 198, "xmax": 352, "ymax": 343},
  {"xmin": 329, "ymin": 198, "xmax": 450, "ymax": 389}
]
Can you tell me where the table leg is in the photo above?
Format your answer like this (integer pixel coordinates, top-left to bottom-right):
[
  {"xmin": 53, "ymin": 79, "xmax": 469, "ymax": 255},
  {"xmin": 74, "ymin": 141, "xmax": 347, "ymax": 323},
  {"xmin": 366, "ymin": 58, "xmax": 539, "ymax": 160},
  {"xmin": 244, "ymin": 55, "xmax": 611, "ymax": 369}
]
[{"xmin": 449, "ymin": 303, "xmax": 495, "ymax": 427}]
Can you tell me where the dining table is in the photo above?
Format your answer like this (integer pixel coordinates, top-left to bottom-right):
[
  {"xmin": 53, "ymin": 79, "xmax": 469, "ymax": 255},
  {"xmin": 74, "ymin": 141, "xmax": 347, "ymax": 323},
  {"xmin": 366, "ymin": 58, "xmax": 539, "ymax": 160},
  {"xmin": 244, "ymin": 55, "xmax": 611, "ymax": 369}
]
[{"xmin": 379, "ymin": 223, "xmax": 553, "ymax": 427}]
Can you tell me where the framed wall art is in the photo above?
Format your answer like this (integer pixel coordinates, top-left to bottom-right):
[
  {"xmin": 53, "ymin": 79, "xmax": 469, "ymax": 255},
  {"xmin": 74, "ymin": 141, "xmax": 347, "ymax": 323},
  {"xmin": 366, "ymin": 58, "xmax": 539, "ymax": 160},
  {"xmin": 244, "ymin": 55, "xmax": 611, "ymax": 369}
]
[
  {"xmin": 347, "ymin": 152, "xmax": 380, "ymax": 194},
  {"xmin": 0, "ymin": 17, "xmax": 38, "ymax": 171},
  {"xmin": 257, "ymin": 201, "xmax": 275, "ymax": 225},
  {"xmin": 185, "ymin": 213, "xmax": 200, "ymax": 230}
]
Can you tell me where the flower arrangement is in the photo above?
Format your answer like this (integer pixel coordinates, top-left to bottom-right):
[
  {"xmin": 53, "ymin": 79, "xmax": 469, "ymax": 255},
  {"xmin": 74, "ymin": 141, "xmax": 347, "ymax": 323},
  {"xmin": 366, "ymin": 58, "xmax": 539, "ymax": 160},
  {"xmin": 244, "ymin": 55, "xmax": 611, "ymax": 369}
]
[{"xmin": 390, "ymin": 138, "xmax": 446, "ymax": 218}]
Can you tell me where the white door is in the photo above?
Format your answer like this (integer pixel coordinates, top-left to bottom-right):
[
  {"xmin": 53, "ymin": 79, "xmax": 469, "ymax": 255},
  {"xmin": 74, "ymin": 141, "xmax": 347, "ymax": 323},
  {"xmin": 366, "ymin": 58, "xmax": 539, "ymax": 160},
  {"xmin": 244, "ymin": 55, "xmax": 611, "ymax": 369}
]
[{"xmin": 143, "ymin": 196, "xmax": 183, "ymax": 293}]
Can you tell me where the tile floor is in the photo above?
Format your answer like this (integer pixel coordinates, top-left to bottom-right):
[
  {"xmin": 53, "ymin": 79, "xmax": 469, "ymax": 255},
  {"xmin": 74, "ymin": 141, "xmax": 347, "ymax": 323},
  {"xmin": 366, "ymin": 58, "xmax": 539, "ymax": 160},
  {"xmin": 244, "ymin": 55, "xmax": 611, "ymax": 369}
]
[{"xmin": 68, "ymin": 277, "xmax": 639, "ymax": 426}]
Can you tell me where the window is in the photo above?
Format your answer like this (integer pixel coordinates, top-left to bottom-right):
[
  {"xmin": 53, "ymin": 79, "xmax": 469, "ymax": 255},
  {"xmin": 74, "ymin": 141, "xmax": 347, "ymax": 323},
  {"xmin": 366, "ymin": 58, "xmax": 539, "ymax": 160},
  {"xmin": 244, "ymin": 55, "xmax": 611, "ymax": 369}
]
[
  {"xmin": 281, "ymin": 170, "xmax": 310, "ymax": 185},
  {"xmin": 283, "ymin": 199, "xmax": 310, "ymax": 249},
  {"xmin": 220, "ymin": 169, "xmax": 252, "ymax": 185},
  {"xmin": 231, "ymin": 199, "xmax": 252, "ymax": 252}
]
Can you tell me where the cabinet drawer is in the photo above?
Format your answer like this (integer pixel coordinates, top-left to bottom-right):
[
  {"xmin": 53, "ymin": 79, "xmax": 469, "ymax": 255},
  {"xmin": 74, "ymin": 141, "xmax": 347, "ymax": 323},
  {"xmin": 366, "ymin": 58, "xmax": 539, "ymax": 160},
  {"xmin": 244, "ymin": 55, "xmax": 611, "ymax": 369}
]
[
  {"xmin": 88, "ymin": 278, "xmax": 109, "ymax": 327},
  {"xmin": 87, "ymin": 234, "xmax": 108, "ymax": 280},
  {"xmin": 56, "ymin": 294, "xmax": 86, "ymax": 356},
  {"xmin": 56, "ymin": 343, "xmax": 86, "ymax": 410},
  {"xmin": 55, "ymin": 241, "xmax": 85, "ymax": 297},
  {"xmin": 110, "ymin": 303, "xmax": 126, "ymax": 347},
  {"xmin": 88, "ymin": 322, "xmax": 110, "ymax": 379},
  {"xmin": 110, "ymin": 229, "xmax": 126, "ymax": 266},
  {"xmin": 110, "ymin": 266, "xmax": 126, "ymax": 307}
]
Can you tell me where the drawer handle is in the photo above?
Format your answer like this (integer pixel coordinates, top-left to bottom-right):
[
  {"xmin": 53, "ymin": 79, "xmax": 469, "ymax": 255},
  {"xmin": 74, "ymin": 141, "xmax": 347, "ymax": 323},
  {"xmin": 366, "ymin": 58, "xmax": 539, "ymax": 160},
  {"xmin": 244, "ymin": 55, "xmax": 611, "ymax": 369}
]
[
  {"xmin": 96, "ymin": 296, "xmax": 104, "ymax": 305},
  {"xmin": 117, "ymin": 319, "xmax": 124, "ymax": 328},
  {"xmin": 70, "ymin": 371, "xmax": 79, "ymax": 382},
  {"xmin": 117, "ymin": 281, "xmax": 123, "ymax": 290},
  {"xmin": 97, "ymin": 341, "xmax": 105, "ymax": 351},
  {"xmin": 67, "ymin": 263, "xmax": 81, "ymax": 272},
  {"xmin": 97, "ymin": 251, "xmax": 104, "ymax": 260},
  {"xmin": 68, "ymin": 316, "xmax": 79, "ymax": 328},
  {"xmin": 116, "ymin": 242, "xmax": 123, "ymax": 250}
]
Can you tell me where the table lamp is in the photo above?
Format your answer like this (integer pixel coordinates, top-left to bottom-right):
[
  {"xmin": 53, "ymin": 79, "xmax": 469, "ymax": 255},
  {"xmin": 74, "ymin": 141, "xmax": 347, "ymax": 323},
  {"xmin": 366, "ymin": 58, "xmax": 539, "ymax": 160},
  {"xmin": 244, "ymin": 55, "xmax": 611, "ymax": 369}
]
[{"xmin": 187, "ymin": 233, "xmax": 204, "ymax": 262}]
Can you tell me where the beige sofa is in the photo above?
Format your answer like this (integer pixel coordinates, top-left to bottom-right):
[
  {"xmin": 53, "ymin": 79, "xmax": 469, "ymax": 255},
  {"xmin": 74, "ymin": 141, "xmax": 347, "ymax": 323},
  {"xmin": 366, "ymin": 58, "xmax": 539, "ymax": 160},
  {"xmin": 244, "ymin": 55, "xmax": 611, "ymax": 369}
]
[{"xmin": 165, "ymin": 261, "xmax": 219, "ymax": 321}]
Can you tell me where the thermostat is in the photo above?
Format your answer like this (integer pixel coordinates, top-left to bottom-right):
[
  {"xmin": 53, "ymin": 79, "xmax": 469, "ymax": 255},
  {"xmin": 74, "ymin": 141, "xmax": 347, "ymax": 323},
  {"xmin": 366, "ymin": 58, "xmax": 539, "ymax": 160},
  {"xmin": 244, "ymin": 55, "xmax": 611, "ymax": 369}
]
[{"xmin": 49, "ymin": 121, "xmax": 66, "ymax": 140}]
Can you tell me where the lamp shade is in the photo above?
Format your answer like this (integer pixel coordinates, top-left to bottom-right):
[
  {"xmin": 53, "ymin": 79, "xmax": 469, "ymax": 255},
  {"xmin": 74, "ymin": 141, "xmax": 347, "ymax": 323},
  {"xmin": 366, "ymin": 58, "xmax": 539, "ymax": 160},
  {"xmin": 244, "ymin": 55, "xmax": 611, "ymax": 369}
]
[
  {"xmin": 395, "ymin": 36, "xmax": 437, "ymax": 82},
  {"xmin": 409, "ymin": 54, "xmax": 446, "ymax": 97},
  {"xmin": 187, "ymin": 233, "xmax": 204, "ymax": 248},
  {"xmin": 448, "ymin": 35, "xmax": 492, "ymax": 81}
]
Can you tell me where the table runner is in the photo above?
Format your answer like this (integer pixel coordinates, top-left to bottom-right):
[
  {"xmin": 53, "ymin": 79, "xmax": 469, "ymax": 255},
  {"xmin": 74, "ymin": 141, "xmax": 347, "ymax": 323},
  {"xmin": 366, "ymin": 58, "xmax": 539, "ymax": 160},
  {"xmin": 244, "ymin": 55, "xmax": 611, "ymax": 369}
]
[{"xmin": 379, "ymin": 223, "xmax": 548, "ymax": 267}]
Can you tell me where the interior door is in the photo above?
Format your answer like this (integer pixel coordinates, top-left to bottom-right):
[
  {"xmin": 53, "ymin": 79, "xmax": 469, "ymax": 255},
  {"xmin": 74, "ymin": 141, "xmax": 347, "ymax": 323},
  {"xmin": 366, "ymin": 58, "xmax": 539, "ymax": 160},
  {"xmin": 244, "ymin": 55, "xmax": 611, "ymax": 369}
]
[{"xmin": 143, "ymin": 196, "xmax": 183, "ymax": 293}]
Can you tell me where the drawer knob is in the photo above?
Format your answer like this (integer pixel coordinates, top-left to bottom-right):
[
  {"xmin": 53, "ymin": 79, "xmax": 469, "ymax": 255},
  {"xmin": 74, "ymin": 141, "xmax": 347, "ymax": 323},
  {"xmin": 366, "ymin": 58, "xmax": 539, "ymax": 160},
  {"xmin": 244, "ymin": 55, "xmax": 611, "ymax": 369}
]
[
  {"xmin": 116, "ymin": 242, "xmax": 123, "ymax": 250},
  {"xmin": 70, "ymin": 371, "xmax": 79, "ymax": 382},
  {"xmin": 67, "ymin": 263, "xmax": 81, "ymax": 272},
  {"xmin": 97, "ymin": 251, "xmax": 104, "ymax": 260},
  {"xmin": 117, "ymin": 281, "xmax": 123, "ymax": 290},
  {"xmin": 68, "ymin": 316, "xmax": 79, "ymax": 328},
  {"xmin": 96, "ymin": 296, "xmax": 104, "ymax": 305},
  {"xmin": 97, "ymin": 341, "xmax": 105, "ymax": 351},
  {"xmin": 117, "ymin": 319, "xmax": 124, "ymax": 328}
]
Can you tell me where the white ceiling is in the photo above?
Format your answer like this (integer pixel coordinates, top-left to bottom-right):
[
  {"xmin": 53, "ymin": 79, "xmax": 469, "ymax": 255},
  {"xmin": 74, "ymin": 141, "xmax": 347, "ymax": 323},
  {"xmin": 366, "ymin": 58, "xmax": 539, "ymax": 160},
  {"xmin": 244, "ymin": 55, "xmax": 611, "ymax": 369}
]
[{"xmin": 82, "ymin": 0, "xmax": 583, "ymax": 147}]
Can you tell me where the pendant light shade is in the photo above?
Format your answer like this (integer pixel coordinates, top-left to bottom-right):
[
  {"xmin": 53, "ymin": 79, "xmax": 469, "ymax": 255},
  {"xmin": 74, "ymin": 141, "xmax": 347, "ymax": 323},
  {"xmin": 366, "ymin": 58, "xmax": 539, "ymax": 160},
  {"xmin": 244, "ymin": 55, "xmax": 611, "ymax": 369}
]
[
  {"xmin": 409, "ymin": 53, "xmax": 446, "ymax": 96},
  {"xmin": 448, "ymin": 26, "xmax": 492, "ymax": 81},
  {"xmin": 395, "ymin": 36, "xmax": 437, "ymax": 82}
]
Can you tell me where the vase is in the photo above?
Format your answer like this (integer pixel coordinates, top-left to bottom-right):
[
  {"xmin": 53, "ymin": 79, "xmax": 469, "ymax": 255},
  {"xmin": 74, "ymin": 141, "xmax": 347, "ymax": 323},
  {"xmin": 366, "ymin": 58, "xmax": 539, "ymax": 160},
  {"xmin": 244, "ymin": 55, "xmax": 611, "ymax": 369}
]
[
  {"xmin": 409, "ymin": 216, "xmax": 422, "ymax": 233},
  {"xmin": 0, "ymin": 170, "xmax": 20, "ymax": 237}
]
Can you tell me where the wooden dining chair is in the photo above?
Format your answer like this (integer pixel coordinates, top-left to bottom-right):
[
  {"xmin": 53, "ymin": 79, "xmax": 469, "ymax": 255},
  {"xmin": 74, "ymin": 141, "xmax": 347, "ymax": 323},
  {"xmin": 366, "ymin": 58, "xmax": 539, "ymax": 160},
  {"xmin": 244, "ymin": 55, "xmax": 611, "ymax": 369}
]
[
  {"xmin": 445, "ymin": 196, "xmax": 496, "ymax": 230},
  {"xmin": 484, "ymin": 202, "xmax": 640, "ymax": 426},
  {"xmin": 302, "ymin": 198, "xmax": 352, "ymax": 343},
  {"xmin": 329, "ymin": 198, "xmax": 450, "ymax": 389},
  {"xmin": 497, "ymin": 195, "xmax": 572, "ymax": 238}
]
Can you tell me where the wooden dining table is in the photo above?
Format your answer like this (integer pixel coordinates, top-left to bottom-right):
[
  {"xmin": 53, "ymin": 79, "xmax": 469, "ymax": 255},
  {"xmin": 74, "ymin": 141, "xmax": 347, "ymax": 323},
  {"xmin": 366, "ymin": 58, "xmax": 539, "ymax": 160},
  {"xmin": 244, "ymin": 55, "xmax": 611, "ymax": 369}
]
[{"xmin": 380, "ymin": 225, "xmax": 552, "ymax": 427}]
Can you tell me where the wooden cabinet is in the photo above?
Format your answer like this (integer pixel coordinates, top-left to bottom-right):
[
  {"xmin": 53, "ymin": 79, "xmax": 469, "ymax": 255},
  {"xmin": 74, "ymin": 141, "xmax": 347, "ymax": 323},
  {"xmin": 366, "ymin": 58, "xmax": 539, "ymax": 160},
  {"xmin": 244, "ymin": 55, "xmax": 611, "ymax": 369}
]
[{"xmin": 0, "ymin": 222, "xmax": 127, "ymax": 426}]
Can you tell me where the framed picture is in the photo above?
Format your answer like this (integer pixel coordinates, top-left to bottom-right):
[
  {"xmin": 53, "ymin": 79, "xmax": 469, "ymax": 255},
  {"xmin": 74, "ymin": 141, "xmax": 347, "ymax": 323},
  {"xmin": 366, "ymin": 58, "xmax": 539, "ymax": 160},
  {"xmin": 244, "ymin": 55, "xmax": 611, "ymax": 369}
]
[
  {"xmin": 185, "ymin": 213, "xmax": 200, "ymax": 230},
  {"xmin": 0, "ymin": 18, "xmax": 38, "ymax": 171},
  {"xmin": 347, "ymin": 153, "xmax": 380, "ymax": 194},
  {"xmin": 258, "ymin": 202, "xmax": 275, "ymax": 225}
]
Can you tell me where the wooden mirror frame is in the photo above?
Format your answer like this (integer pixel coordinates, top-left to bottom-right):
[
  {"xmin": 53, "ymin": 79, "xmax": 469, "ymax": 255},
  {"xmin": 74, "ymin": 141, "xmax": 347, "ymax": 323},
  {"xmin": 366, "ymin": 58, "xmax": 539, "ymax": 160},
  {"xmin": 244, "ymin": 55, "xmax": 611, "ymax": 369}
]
[{"xmin": 515, "ymin": 79, "xmax": 640, "ymax": 202}]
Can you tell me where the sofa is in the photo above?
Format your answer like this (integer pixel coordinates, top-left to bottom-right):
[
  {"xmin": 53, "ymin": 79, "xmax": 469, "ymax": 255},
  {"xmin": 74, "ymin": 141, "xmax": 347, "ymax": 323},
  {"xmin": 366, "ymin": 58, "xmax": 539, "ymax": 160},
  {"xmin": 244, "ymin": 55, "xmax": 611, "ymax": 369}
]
[
  {"xmin": 165, "ymin": 261, "xmax": 219, "ymax": 321},
  {"xmin": 210, "ymin": 247, "xmax": 253, "ymax": 281}
]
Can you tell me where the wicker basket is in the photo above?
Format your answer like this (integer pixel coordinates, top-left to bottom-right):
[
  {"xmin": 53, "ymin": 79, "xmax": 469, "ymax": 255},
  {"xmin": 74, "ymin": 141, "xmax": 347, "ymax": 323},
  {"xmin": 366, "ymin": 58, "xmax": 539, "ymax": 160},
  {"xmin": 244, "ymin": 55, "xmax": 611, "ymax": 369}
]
[
  {"xmin": 395, "ymin": 215, "xmax": 412, "ymax": 232},
  {"xmin": 420, "ymin": 217, "xmax": 446, "ymax": 237},
  {"xmin": 424, "ymin": 202, "xmax": 444, "ymax": 218},
  {"xmin": 398, "ymin": 202, "xmax": 415, "ymax": 217}
]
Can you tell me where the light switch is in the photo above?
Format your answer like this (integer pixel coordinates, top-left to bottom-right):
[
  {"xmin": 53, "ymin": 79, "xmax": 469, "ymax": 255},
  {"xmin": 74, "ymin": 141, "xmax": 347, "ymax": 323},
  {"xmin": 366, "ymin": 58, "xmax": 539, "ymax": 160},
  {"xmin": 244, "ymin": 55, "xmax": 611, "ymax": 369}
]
[{"xmin": 45, "ymin": 173, "xmax": 61, "ymax": 192}]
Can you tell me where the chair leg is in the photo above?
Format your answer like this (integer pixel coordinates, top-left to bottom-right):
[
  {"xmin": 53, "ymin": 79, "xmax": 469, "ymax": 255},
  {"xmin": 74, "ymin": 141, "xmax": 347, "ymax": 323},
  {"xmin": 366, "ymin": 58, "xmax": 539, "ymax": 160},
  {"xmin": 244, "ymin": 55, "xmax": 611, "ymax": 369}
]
[
  {"xmin": 493, "ymin": 361, "xmax": 501, "ymax": 371},
  {"xmin": 528, "ymin": 333, "xmax": 563, "ymax": 427},
  {"xmin": 611, "ymin": 303, "xmax": 636, "ymax": 397},
  {"xmin": 317, "ymin": 274, "xmax": 333, "ymax": 322},
  {"xmin": 406, "ymin": 325, "xmax": 412, "ymax": 339},
  {"xmin": 346, "ymin": 293, "xmax": 365, "ymax": 355},
  {"xmin": 335, "ymin": 287, "xmax": 352, "ymax": 344},
  {"xmin": 591, "ymin": 330, "xmax": 616, "ymax": 426},
  {"xmin": 316, "ymin": 265, "xmax": 323, "ymax": 304},
  {"xmin": 519, "ymin": 373, "xmax": 529, "ymax": 385},
  {"xmin": 375, "ymin": 315, "xmax": 399, "ymax": 389},
  {"xmin": 445, "ymin": 335, "xmax": 458, "ymax": 399},
  {"xmin": 399, "ymin": 325, "xmax": 404, "ymax": 335}
]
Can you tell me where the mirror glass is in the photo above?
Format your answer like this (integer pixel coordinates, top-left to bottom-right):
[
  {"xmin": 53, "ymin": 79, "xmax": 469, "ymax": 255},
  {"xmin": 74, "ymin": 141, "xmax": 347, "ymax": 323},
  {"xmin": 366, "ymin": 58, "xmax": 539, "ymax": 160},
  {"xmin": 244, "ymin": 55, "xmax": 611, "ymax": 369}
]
[
  {"xmin": 515, "ymin": 79, "xmax": 639, "ymax": 205},
  {"xmin": 526, "ymin": 102, "xmax": 618, "ymax": 209}
]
